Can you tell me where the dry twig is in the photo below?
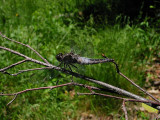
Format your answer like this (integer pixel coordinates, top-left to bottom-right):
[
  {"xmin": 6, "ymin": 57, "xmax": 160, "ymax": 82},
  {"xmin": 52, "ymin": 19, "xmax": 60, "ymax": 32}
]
[
  {"xmin": 122, "ymin": 100, "xmax": 128, "ymax": 120},
  {"xmin": 102, "ymin": 54, "xmax": 160, "ymax": 103}
]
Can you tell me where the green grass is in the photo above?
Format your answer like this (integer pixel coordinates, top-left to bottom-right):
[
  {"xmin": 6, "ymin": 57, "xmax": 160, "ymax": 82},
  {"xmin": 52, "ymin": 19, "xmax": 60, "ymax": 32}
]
[{"xmin": 0, "ymin": 0, "xmax": 159, "ymax": 119}]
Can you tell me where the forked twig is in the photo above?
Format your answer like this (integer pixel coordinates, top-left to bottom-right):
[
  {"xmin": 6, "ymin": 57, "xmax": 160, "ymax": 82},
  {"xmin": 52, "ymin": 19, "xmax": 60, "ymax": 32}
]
[
  {"xmin": 1, "ymin": 83, "xmax": 73, "ymax": 105},
  {"xmin": 0, "ymin": 82, "xmax": 109, "ymax": 105},
  {"xmin": 119, "ymin": 72, "xmax": 160, "ymax": 103},
  {"xmin": 8, "ymin": 67, "xmax": 53, "ymax": 76},
  {"xmin": 0, "ymin": 32, "xmax": 49, "ymax": 64},
  {"xmin": 7, "ymin": 94, "xmax": 18, "ymax": 106},
  {"xmin": 102, "ymin": 54, "xmax": 160, "ymax": 103}
]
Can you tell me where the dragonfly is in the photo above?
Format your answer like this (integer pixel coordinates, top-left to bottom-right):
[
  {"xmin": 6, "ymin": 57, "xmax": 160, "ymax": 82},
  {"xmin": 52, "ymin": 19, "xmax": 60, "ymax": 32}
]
[{"xmin": 56, "ymin": 52, "xmax": 114, "ymax": 71}]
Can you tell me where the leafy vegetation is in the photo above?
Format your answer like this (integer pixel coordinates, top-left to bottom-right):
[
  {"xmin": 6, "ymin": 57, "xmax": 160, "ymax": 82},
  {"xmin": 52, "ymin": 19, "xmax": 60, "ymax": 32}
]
[{"xmin": 0, "ymin": 0, "xmax": 159, "ymax": 119}]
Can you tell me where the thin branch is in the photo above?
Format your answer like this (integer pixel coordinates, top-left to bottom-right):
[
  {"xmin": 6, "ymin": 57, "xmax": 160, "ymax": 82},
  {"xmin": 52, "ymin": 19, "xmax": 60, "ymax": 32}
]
[
  {"xmin": 65, "ymin": 70, "xmax": 160, "ymax": 110},
  {"xmin": 0, "ymin": 83, "xmax": 73, "ymax": 105},
  {"xmin": 102, "ymin": 54, "xmax": 160, "ymax": 106},
  {"xmin": 119, "ymin": 72, "xmax": 160, "ymax": 103},
  {"xmin": 0, "ymin": 59, "xmax": 28, "ymax": 72},
  {"xmin": 0, "ymin": 82, "xmax": 108, "ymax": 96},
  {"xmin": 7, "ymin": 94, "xmax": 18, "ymax": 106},
  {"xmin": 0, "ymin": 46, "xmax": 29, "ymax": 59},
  {"xmin": 102, "ymin": 54, "xmax": 160, "ymax": 103},
  {"xmin": 73, "ymin": 82, "xmax": 106, "ymax": 91},
  {"xmin": 1, "ymin": 82, "xmax": 160, "ymax": 108},
  {"xmin": 0, "ymin": 83, "xmax": 72, "ymax": 96},
  {"xmin": 0, "ymin": 82, "xmax": 108, "ymax": 105},
  {"xmin": 78, "ymin": 92, "xmax": 160, "ymax": 119},
  {"xmin": 85, "ymin": 85, "xmax": 95, "ymax": 93},
  {"xmin": 0, "ymin": 32, "xmax": 50, "ymax": 64},
  {"xmin": 77, "ymin": 92, "xmax": 160, "ymax": 105},
  {"xmin": 122, "ymin": 100, "xmax": 128, "ymax": 120},
  {"xmin": 0, "ymin": 46, "xmax": 51, "ymax": 67},
  {"xmin": 9, "ymin": 67, "xmax": 53, "ymax": 76}
]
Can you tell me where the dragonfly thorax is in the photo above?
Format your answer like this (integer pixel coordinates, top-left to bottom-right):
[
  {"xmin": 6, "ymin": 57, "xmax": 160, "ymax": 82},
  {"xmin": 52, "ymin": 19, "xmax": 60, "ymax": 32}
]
[{"xmin": 56, "ymin": 52, "xmax": 78, "ymax": 64}]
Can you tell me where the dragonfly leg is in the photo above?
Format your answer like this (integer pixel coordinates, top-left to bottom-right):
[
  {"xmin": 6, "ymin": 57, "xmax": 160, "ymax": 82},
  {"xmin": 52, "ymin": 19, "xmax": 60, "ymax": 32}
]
[
  {"xmin": 64, "ymin": 63, "xmax": 67, "ymax": 69},
  {"xmin": 56, "ymin": 62, "xmax": 64, "ymax": 85},
  {"xmin": 71, "ymin": 75, "xmax": 74, "ymax": 83},
  {"xmin": 56, "ymin": 79, "xmax": 60, "ymax": 85},
  {"xmin": 70, "ymin": 63, "xmax": 78, "ymax": 69},
  {"xmin": 67, "ymin": 64, "xmax": 72, "ymax": 71},
  {"xmin": 67, "ymin": 64, "xmax": 74, "ymax": 82},
  {"xmin": 58, "ymin": 61, "xmax": 63, "ymax": 67}
]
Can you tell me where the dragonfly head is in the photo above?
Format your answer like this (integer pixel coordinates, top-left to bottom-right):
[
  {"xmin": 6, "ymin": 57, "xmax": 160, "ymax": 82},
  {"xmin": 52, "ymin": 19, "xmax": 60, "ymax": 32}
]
[{"xmin": 56, "ymin": 53, "xmax": 63, "ymax": 62}]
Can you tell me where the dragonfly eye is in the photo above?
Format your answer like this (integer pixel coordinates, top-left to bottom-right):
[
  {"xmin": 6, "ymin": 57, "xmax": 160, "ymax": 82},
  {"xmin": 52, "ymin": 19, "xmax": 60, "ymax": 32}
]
[{"xmin": 56, "ymin": 53, "xmax": 63, "ymax": 61}]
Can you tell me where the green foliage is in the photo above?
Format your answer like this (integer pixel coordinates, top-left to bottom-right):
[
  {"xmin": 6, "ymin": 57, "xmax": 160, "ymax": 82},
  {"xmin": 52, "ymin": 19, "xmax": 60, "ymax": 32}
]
[
  {"xmin": 0, "ymin": 0, "xmax": 159, "ymax": 119},
  {"xmin": 137, "ymin": 111, "xmax": 150, "ymax": 120}
]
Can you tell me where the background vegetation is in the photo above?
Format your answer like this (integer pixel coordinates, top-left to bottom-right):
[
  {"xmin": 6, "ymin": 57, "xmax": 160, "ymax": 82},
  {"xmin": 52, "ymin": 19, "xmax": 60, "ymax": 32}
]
[{"xmin": 0, "ymin": 0, "xmax": 159, "ymax": 119}]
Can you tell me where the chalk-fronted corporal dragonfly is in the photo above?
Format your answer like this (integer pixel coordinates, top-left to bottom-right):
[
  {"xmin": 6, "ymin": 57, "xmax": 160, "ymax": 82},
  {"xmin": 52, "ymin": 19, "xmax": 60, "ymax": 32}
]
[{"xmin": 56, "ymin": 52, "xmax": 114, "ymax": 71}]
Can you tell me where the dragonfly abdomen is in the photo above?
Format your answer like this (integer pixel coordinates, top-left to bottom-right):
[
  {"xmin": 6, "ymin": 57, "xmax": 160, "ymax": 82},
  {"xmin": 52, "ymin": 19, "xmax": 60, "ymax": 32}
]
[{"xmin": 77, "ymin": 57, "xmax": 114, "ymax": 65}]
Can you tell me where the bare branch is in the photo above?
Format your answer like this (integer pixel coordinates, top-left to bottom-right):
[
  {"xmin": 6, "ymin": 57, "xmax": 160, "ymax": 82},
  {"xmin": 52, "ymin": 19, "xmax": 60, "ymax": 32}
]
[
  {"xmin": 0, "ymin": 83, "xmax": 73, "ymax": 96},
  {"xmin": 0, "ymin": 82, "xmax": 108, "ymax": 105},
  {"xmin": 0, "ymin": 32, "xmax": 49, "ymax": 64},
  {"xmin": 0, "ymin": 82, "xmax": 108, "ymax": 97},
  {"xmin": 0, "ymin": 83, "xmax": 73, "ymax": 105},
  {"xmin": 122, "ymin": 100, "xmax": 128, "ymax": 120},
  {"xmin": 119, "ymin": 72, "xmax": 160, "ymax": 103},
  {"xmin": 0, "ymin": 59, "xmax": 28, "ymax": 72},
  {"xmin": 77, "ymin": 92, "xmax": 160, "ymax": 106},
  {"xmin": 7, "ymin": 94, "xmax": 18, "ymax": 106},
  {"xmin": 102, "ymin": 54, "xmax": 160, "ymax": 103},
  {"xmin": 78, "ymin": 92, "xmax": 160, "ymax": 119},
  {"xmin": 9, "ymin": 67, "xmax": 53, "ymax": 76},
  {"xmin": 0, "ymin": 46, "xmax": 52, "ymax": 67},
  {"xmin": 0, "ymin": 46, "xmax": 29, "ymax": 59}
]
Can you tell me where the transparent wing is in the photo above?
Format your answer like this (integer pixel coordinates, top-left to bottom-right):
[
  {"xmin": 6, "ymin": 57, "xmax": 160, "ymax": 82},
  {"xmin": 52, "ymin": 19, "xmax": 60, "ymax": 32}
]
[
  {"xmin": 70, "ymin": 41, "xmax": 95, "ymax": 58},
  {"xmin": 70, "ymin": 41, "xmax": 95, "ymax": 72}
]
